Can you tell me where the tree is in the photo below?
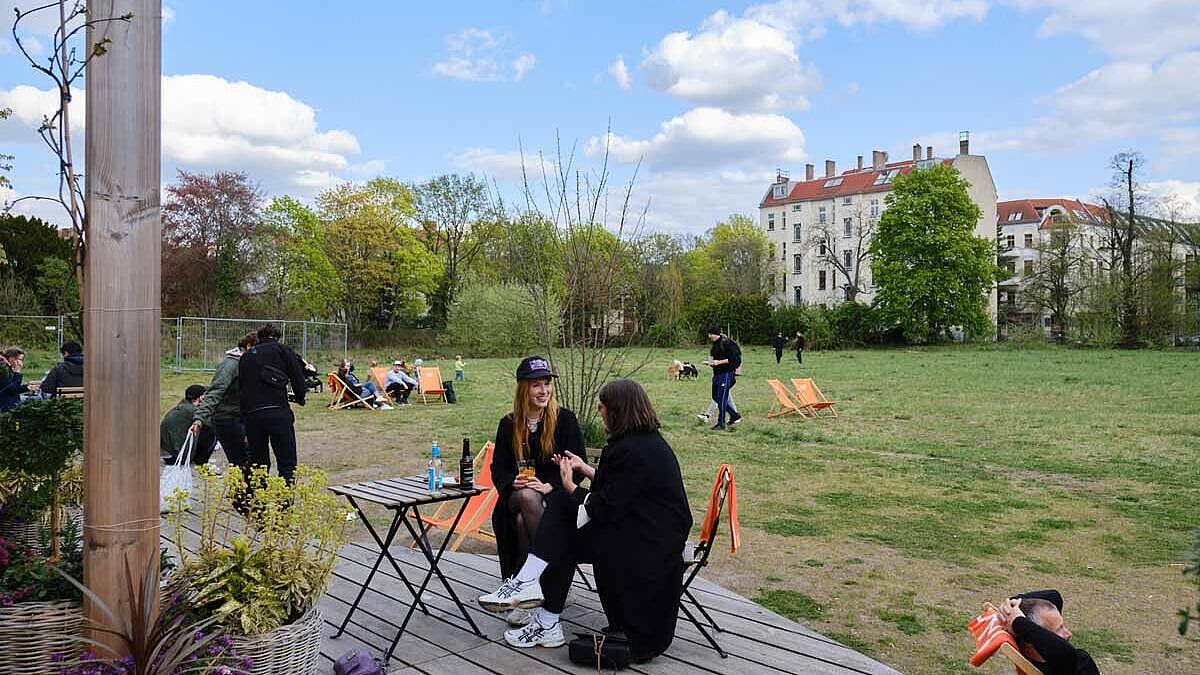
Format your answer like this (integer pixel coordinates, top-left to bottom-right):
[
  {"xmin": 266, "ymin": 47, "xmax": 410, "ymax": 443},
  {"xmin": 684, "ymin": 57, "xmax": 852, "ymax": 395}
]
[
  {"xmin": 869, "ymin": 163, "xmax": 997, "ymax": 341},
  {"xmin": 808, "ymin": 199, "xmax": 876, "ymax": 302},
  {"xmin": 0, "ymin": 107, "xmax": 12, "ymax": 192},
  {"xmin": 1021, "ymin": 215, "xmax": 1090, "ymax": 337},
  {"xmin": 704, "ymin": 214, "xmax": 777, "ymax": 297},
  {"xmin": 161, "ymin": 171, "xmax": 264, "ymax": 315},
  {"xmin": 413, "ymin": 173, "xmax": 495, "ymax": 326},
  {"xmin": 1100, "ymin": 152, "xmax": 1151, "ymax": 348},
  {"xmin": 0, "ymin": 214, "xmax": 72, "ymax": 291},
  {"xmin": 317, "ymin": 181, "xmax": 441, "ymax": 331},
  {"xmin": 259, "ymin": 197, "xmax": 344, "ymax": 319}
]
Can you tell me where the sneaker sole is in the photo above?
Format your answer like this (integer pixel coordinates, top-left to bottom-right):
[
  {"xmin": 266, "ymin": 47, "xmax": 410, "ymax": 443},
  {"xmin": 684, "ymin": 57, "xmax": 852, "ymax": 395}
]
[
  {"xmin": 504, "ymin": 634, "xmax": 566, "ymax": 648},
  {"xmin": 479, "ymin": 598, "xmax": 544, "ymax": 613}
]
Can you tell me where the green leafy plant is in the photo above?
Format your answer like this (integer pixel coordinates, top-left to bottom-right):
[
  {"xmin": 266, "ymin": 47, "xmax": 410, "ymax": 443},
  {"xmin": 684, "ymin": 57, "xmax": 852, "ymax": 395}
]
[
  {"xmin": 0, "ymin": 517, "xmax": 83, "ymax": 605},
  {"xmin": 165, "ymin": 466, "xmax": 352, "ymax": 635}
]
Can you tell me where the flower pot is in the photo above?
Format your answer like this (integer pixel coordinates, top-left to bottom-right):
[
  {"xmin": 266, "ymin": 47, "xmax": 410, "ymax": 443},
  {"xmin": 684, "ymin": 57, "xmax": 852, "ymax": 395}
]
[
  {"xmin": 0, "ymin": 505, "xmax": 83, "ymax": 552},
  {"xmin": 0, "ymin": 600, "xmax": 83, "ymax": 675},
  {"xmin": 231, "ymin": 605, "xmax": 323, "ymax": 675}
]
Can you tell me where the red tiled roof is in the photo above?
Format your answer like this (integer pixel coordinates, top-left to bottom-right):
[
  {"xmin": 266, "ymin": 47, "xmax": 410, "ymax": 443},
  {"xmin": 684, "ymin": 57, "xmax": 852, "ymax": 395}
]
[
  {"xmin": 997, "ymin": 198, "xmax": 1106, "ymax": 227},
  {"xmin": 759, "ymin": 158, "xmax": 953, "ymax": 207}
]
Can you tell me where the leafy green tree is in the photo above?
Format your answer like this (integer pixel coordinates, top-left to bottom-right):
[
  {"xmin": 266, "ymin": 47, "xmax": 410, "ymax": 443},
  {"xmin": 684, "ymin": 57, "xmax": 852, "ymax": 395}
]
[
  {"xmin": 260, "ymin": 197, "xmax": 344, "ymax": 320},
  {"xmin": 869, "ymin": 163, "xmax": 997, "ymax": 341},
  {"xmin": 34, "ymin": 256, "xmax": 79, "ymax": 316},
  {"xmin": 705, "ymin": 214, "xmax": 777, "ymax": 297},
  {"xmin": 444, "ymin": 284, "xmax": 550, "ymax": 356},
  {"xmin": 0, "ymin": 214, "xmax": 72, "ymax": 292},
  {"xmin": 413, "ymin": 173, "xmax": 495, "ymax": 326}
]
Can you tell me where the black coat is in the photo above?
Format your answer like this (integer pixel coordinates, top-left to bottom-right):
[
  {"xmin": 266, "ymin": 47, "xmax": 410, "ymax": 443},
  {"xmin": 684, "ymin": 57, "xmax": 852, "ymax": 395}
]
[
  {"xmin": 490, "ymin": 407, "xmax": 586, "ymax": 578},
  {"xmin": 709, "ymin": 336, "xmax": 741, "ymax": 374},
  {"xmin": 570, "ymin": 429, "xmax": 693, "ymax": 660},
  {"xmin": 238, "ymin": 338, "xmax": 306, "ymax": 415}
]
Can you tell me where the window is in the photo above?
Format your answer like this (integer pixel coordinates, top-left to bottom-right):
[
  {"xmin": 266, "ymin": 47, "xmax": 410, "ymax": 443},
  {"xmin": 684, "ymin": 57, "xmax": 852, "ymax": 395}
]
[
  {"xmin": 822, "ymin": 177, "xmax": 843, "ymax": 188},
  {"xmin": 1005, "ymin": 234, "xmax": 1014, "ymax": 249},
  {"xmin": 1008, "ymin": 211, "xmax": 1022, "ymax": 222},
  {"xmin": 843, "ymin": 218, "xmax": 852, "ymax": 238},
  {"xmin": 793, "ymin": 223, "xmax": 802, "ymax": 242},
  {"xmin": 1023, "ymin": 259, "xmax": 1033, "ymax": 276},
  {"xmin": 1072, "ymin": 209, "xmax": 1089, "ymax": 221},
  {"xmin": 793, "ymin": 254, "xmax": 802, "ymax": 274},
  {"xmin": 819, "ymin": 241, "xmax": 827, "ymax": 255},
  {"xmin": 818, "ymin": 206, "xmax": 827, "ymax": 224},
  {"xmin": 1024, "ymin": 232, "xmax": 1033, "ymax": 248},
  {"xmin": 842, "ymin": 196, "xmax": 852, "ymax": 205},
  {"xmin": 792, "ymin": 204, "xmax": 802, "ymax": 212},
  {"xmin": 772, "ymin": 183, "xmax": 787, "ymax": 199},
  {"xmin": 767, "ymin": 213, "xmax": 775, "ymax": 231},
  {"xmin": 843, "ymin": 249, "xmax": 853, "ymax": 271},
  {"xmin": 782, "ymin": 211, "xmax": 787, "ymax": 227},
  {"xmin": 1005, "ymin": 261, "xmax": 1016, "ymax": 275},
  {"xmin": 870, "ymin": 199, "xmax": 879, "ymax": 217},
  {"xmin": 793, "ymin": 286, "xmax": 803, "ymax": 305},
  {"xmin": 818, "ymin": 270, "xmax": 827, "ymax": 290},
  {"xmin": 781, "ymin": 242, "xmax": 786, "ymax": 261}
]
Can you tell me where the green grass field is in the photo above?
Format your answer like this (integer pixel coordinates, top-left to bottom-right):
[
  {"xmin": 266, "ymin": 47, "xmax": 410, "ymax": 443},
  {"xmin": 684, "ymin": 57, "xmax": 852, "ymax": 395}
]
[{"xmin": 24, "ymin": 344, "xmax": 1198, "ymax": 673}]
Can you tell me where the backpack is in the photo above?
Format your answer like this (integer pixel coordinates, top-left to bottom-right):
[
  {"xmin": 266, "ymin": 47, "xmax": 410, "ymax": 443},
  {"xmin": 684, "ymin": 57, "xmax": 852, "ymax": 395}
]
[{"xmin": 333, "ymin": 649, "xmax": 384, "ymax": 675}]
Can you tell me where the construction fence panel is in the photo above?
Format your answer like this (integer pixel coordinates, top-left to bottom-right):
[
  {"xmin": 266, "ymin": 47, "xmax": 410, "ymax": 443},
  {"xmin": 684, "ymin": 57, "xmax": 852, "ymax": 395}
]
[
  {"xmin": 0, "ymin": 314, "xmax": 64, "ymax": 352},
  {"xmin": 169, "ymin": 317, "xmax": 348, "ymax": 372}
]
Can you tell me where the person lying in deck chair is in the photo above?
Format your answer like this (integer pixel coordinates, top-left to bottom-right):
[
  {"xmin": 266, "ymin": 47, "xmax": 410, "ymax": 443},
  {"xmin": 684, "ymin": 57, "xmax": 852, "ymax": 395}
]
[
  {"xmin": 999, "ymin": 590, "xmax": 1100, "ymax": 675},
  {"xmin": 385, "ymin": 360, "xmax": 417, "ymax": 405},
  {"xmin": 336, "ymin": 359, "xmax": 387, "ymax": 409},
  {"xmin": 478, "ymin": 378, "xmax": 692, "ymax": 663}
]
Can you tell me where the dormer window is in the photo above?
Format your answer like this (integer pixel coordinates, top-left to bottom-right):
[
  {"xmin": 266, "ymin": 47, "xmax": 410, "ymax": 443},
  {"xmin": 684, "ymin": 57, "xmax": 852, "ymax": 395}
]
[
  {"xmin": 1008, "ymin": 211, "xmax": 1021, "ymax": 222},
  {"xmin": 772, "ymin": 183, "xmax": 788, "ymax": 199}
]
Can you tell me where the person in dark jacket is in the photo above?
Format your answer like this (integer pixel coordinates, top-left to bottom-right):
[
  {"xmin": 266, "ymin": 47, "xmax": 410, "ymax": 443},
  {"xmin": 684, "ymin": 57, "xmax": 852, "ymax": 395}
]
[
  {"xmin": 489, "ymin": 356, "xmax": 586, "ymax": 626},
  {"xmin": 160, "ymin": 385, "xmax": 217, "ymax": 465},
  {"xmin": 0, "ymin": 347, "xmax": 30, "ymax": 412},
  {"xmin": 479, "ymin": 379, "xmax": 692, "ymax": 662},
  {"xmin": 771, "ymin": 332, "xmax": 787, "ymax": 364},
  {"xmin": 794, "ymin": 331, "xmax": 806, "ymax": 365},
  {"xmin": 238, "ymin": 324, "xmax": 306, "ymax": 481},
  {"xmin": 40, "ymin": 341, "xmax": 83, "ymax": 396},
  {"xmin": 999, "ymin": 590, "xmax": 1100, "ymax": 675},
  {"xmin": 190, "ymin": 332, "xmax": 257, "ymax": 468},
  {"xmin": 704, "ymin": 327, "xmax": 741, "ymax": 431}
]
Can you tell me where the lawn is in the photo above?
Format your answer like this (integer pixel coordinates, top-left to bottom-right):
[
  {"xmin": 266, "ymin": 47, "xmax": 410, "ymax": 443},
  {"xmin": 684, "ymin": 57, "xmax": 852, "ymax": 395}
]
[{"xmin": 24, "ymin": 343, "xmax": 1199, "ymax": 673}]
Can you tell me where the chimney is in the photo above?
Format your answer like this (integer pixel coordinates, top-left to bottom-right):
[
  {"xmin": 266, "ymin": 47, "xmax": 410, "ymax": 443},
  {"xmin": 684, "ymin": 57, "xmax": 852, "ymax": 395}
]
[
  {"xmin": 871, "ymin": 150, "xmax": 888, "ymax": 169},
  {"xmin": 959, "ymin": 130, "xmax": 970, "ymax": 155},
  {"xmin": 824, "ymin": 160, "xmax": 836, "ymax": 178},
  {"xmin": 857, "ymin": 155, "xmax": 864, "ymax": 170},
  {"xmin": 912, "ymin": 143, "xmax": 922, "ymax": 162},
  {"xmin": 927, "ymin": 146, "xmax": 933, "ymax": 160},
  {"xmin": 776, "ymin": 168, "xmax": 787, "ymax": 184},
  {"xmin": 805, "ymin": 163, "xmax": 814, "ymax": 181}
]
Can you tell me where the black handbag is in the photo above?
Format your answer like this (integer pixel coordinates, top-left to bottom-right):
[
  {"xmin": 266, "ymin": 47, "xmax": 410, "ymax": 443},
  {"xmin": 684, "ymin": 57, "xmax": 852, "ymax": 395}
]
[{"xmin": 568, "ymin": 632, "xmax": 631, "ymax": 671}]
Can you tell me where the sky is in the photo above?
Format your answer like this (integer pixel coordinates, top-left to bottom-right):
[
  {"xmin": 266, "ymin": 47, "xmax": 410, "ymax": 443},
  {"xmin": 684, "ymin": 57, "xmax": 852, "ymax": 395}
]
[{"xmin": 1, "ymin": 0, "xmax": 1198, "ymax": 234}]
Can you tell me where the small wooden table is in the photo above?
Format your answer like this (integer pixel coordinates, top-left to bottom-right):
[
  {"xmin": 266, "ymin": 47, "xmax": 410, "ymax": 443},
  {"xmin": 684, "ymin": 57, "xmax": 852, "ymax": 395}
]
[{"xmin": 329, "ymin": 475, "xmax": 484, "ymax": 663}]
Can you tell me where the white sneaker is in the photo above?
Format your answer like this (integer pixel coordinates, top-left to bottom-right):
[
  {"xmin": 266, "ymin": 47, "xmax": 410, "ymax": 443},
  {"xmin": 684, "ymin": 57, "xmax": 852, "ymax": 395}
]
[
  {"xmin": 478, "ymin": 577, "xmax": 544, "ymax": 612},
  {"xmin": 695, "ymin": 413, "xmax": 710, "ymax": 422},
  {"xmin": 504, "ymin": 614, "xmax": 565, "ymax": 648},
  {"xmin": 506, "ymin": 607, "xmax": 532, "ymax": 627},
  {"xmin": 379, "ymin": 403, "xmax": 394, "ymax": 410}
]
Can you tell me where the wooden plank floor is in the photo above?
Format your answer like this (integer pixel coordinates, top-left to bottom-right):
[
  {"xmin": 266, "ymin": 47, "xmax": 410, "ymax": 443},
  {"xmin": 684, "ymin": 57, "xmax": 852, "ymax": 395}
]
[{"xmin": 164, "ymin": 513, "xmax": 902, "ymax": 674}]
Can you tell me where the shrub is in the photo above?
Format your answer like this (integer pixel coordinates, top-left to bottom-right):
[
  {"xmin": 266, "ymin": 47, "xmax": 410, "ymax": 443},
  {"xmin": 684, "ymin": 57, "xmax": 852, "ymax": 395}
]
[{"xmin": 444, "ymin": 284, "xmax": 554, "ymax": 357}]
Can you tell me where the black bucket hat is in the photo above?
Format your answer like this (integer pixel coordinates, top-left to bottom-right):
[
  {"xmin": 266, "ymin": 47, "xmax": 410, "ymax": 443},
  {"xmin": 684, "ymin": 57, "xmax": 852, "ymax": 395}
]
[{"xmin": 516, "ymin": 356, "xmax": 556, "ymax": 381}]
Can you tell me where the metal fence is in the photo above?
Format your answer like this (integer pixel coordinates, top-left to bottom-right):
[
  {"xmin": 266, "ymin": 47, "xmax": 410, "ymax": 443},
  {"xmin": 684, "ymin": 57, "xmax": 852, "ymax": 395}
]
[{"xmin": 1, "ymin": 314, "xmax": 346, "ymax": 372}]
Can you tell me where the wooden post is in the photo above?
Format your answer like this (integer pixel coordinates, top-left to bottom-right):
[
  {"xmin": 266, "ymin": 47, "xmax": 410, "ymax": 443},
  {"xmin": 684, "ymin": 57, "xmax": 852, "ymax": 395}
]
[{"xmin": 84, "ymin": 0, "xmax": 161, "ymax": 652}]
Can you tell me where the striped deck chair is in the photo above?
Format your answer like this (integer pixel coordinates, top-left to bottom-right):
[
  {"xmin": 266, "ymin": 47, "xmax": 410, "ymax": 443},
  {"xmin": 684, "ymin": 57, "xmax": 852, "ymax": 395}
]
[
  {"xmin": 766, "ymin": 379, "xmax": 804, "ymax": 418},
  {"xmin": 791, "ymin": 378, "xmax": 838, "ymax": 418},
  {"xmin": 327, "ymin": 372, "xmax": 377, "ymax": 411},
  {"xmin": 413, "ymin": 441, "xmax": 497, "ymax": 552},
  {"xmin": 968, "ymin": 602, "xmax": 1044, "ymax": 675},
  {"xmin": 418, "ymin": 367, "xmax": 447, "ymax": 405}
]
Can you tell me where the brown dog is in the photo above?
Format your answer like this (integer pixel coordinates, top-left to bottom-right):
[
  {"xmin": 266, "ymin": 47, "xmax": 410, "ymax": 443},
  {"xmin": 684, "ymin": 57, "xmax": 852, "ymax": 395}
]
[{"xmin": 666, "ymin": 360, "xmax": 682, "ymax": 380}]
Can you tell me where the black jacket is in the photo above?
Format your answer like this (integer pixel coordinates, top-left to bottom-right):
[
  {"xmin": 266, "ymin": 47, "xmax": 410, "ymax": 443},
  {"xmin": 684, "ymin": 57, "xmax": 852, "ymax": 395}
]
[
  {"xmin": 490, "ymin": 407, "xmax": 586, "ymax": 578},
  {"xmin": 238, "ymin": 338, "xmax": 306, "ymax": 415},
  {"xmin": 569, "ymin": 429, "xmax": 693, "ymax": 660},
  {"xmin": 709, "ymin": 336, "xmax": 741, "ymax": 375},
  {"xmin": 1012, "ymin": 617, "xmax": 1100, "ymax": 675},
  {"xmin": 41, "ymin": 354, "xmax": 84, "ymax": 395},
  {"xmin": 771, "ymin": 335, "xmax": 787, "ymax": 351}
]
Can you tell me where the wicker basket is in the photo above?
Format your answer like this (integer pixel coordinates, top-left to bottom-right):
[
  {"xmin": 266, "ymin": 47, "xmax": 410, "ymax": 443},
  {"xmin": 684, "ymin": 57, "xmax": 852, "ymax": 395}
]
[
  {"xmin": 0, "ymin": 505, "xmax": 83, "ymax": 551},
  {"xmin": 232, "ymin": 605, "xmax": 323, "ymax": 675},
  {"xmin": 0, "ymin": 600, "xmax": 84, "ymax": 675}
]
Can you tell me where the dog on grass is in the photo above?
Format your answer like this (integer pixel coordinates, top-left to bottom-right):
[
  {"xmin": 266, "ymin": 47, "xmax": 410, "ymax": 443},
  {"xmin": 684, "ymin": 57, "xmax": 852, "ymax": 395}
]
[{"xmin": 666, "ymin": 360, "xmax": 682, "ymax": 380}]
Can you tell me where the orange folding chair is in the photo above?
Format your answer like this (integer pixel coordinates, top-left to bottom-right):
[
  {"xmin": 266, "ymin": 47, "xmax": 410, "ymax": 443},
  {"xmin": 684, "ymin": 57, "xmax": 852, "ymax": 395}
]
[
  {"xmin": 368, "ymin": 367, "xmax": 395, "ymax": 402},
  {"xmin": 418, "ymin": 367, "xmax": 447, "ymax": 404},
  {"xmin": 327, "ymin": 372, "xmax": 377, "ymax": 411},
  {"xmin": 413, "ymin": 441, "xmax": 497, "ymax": 552},
  {"xmin": 680, "ymin": 464, "xmax": 740, "ymax": 658},
  {"xmin": 791, "ymin": 378, "xmax": 838, "ymax": 418},
  {"xmin": 968, "ymin": 602, "xmax": 1044, "ymax": 675},
  {"xmin": 766, "ymin": 379, "xmax": 805, "ymax": 418}
]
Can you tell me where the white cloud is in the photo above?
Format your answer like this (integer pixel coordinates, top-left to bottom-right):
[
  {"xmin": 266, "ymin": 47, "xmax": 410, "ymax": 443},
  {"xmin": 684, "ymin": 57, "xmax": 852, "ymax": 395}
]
[
  {"xmin": 1146, "ymin": 179, "xmax": 1200, "ymax": 219},
  {"xmin": 641, "ymin": 12, "xmax": 820, "ymax": 112},
  {"xmin": 586, "ymin": 108, "xmax": 807, "ymax": 170},
  {"xmin": 1010, "ymin": 0, "xmax": 1200, "ymax": 62},
  {"xmin": 632, "ymin": 169, "xmax": 773, "ymax": 234},
  {"xmin": 163, "ymin": 5, "xmax": 176, "ymax": 26},
  {"xmin": 746, "ymin": 0, "xmax": 988, "ymax": 32},
  {"xmin": 2, "ymin": 75, "xmax": 370, "ymax": 194},
  {"xmin": 608, "ymin": 57, "xmax": 631, "ymax": 91},
  {"xmin": 433, "ymin": 28, "xmax": 536, "ymax": 83},
  {"xmin": 1160, "ymin": 127, "xmax": 1200, "ymax": 160},
  {"xmin": 449, "ymin": 148, "xmax": 531, "ymax": 181}
]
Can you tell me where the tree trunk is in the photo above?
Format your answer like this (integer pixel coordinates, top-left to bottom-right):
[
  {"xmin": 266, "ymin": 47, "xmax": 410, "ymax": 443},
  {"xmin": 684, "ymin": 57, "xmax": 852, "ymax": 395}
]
[{"xmin": 83, "ymin": 0, "xmax": 161, "ymax": 655}]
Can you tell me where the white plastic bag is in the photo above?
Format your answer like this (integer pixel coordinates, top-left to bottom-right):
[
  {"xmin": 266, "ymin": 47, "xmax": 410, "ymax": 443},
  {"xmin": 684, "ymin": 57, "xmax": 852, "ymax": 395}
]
[{"xmin": 160, "ymin": 430, "xmax": 194, "ymax": 513}]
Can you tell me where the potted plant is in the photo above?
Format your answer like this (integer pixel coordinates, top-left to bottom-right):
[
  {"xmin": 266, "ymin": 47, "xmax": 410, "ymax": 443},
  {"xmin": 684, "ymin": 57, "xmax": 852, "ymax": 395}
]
[
  {"xmin": 0, "ymin": 518, "xmax": 85, "ymax": 674},
  {"xmin": 165, "ymin": 466, "xmax": 352, "ymax": 675},
  {"xmin": 0, "ymin": 399, "xmax": 84, "ymax": 556}
]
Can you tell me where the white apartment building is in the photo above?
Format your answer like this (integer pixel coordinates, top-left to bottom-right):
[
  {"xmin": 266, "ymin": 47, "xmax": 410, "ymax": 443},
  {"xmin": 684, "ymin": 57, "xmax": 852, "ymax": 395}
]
[{"xmin": 759, "ymin": 133, "xmax": 998, "ymax": 321}]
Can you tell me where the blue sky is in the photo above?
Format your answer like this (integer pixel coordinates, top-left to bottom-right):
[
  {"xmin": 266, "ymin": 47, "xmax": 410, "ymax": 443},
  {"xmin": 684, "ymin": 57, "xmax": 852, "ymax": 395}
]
[{"xmin": 2, "ymin": 1, "xmax": 1198, "ymax": 233}]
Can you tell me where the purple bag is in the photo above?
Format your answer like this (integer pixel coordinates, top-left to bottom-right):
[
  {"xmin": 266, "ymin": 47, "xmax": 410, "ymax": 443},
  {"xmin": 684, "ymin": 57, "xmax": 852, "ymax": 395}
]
[{"xmin": 333, "ymin": 649, "xmax": 384, "ymax": 675}]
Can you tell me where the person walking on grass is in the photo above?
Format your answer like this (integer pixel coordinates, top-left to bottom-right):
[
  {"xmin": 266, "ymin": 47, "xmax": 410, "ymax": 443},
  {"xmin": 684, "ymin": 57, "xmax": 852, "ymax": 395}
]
[
  {"xmin": 190, "ymin": 332, "xmax": 257, "ymax": 470},
  {"xmin": 772, "ymin": 332, "xmax": 787, "ymax": 364},
  {"xmin": 238, "ymin": 324, "xmax": 307, "ymax": 482},
  {"xmin": 455, "ymin": 354, "xmax": 466, "ymax": 381},
  {"xmin": 704, "ymin": 327, "xmax": 742, "ymax": 431},
  {"xmin": 795, "ymin": 331, "xmax": 806, "ymax": 365}
]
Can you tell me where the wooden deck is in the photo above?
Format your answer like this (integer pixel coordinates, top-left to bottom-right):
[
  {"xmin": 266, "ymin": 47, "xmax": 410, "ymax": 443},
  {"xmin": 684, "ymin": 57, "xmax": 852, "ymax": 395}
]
[{"xmin": 165, "ymin": 515, "xmax": 901, "ymax": 674}]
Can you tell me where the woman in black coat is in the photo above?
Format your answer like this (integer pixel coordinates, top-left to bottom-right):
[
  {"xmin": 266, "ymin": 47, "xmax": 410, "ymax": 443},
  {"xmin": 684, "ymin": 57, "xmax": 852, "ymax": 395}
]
[
  {"xmin": 479, "ymin": 378, "xmax": 692, "ymax": 662},
  {"xmin": 490, "ymin": 357, "xmax": 586, "ymax": 595}
]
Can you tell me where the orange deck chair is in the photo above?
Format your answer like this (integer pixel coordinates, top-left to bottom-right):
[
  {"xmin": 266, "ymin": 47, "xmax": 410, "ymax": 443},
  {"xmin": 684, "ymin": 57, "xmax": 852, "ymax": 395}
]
[
  {"xmin": 327, "ymin": 372, "xmax": 377, "ymax": 411},
  {"xmin": 413, "ymin": 441, "xmax": 497, "ymax": 552},
  {"xmin": 766, "ymin": 379, "xmax": 805, "ymax": 418},
  {"xmin": 791, "ymin": 378, "xmax": 838, "ymax": 418},
  {"xmin": 368, "ymin": 366, "xmax": 394, "ymax": 402},
  {"xmin": 680, "ymin": 463, "xmax": 741, "ymax": 658},
  {"xmin": 417, "ymin": 366, "xmax": 448, "ymax": 404},
  {"xmin": 968, "ymin": 602, "xmax": 1044, "ymax": 675}
]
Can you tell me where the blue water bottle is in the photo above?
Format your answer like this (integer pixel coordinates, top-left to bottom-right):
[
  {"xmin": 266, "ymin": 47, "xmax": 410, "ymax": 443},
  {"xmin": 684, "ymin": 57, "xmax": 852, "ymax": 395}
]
[{"xmin": 428, "ymin": 441, "xmax": 442, "ymax": 493}]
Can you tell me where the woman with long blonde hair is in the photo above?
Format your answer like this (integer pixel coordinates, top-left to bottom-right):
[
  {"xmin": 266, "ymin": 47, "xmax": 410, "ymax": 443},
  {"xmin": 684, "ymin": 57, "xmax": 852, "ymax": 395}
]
[{"xmin": 489, "ymin": 356, "xmax": 586, "ymax": 627}]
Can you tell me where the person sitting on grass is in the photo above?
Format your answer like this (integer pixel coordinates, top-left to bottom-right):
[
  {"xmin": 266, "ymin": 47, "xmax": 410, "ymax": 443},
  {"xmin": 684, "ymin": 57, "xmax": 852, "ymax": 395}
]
[
  {"xmin": 160, "ymin": 384, "xmax": 218, "ymax": 465},
  {"xmin": 385, "ymin": 360, "xmax": 417, "ymax": 405},
  {"xmin": 478, "ymin": 378, "xmax": 692, "ymax": 663},
  {"xmin": 337, "ymin": 359, "xmax": 385, "ymax": 408},
  {"xmin": 999, "ymin": 590, "xmax": 1100, "ymax": 675}
]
